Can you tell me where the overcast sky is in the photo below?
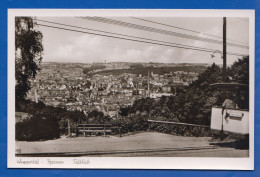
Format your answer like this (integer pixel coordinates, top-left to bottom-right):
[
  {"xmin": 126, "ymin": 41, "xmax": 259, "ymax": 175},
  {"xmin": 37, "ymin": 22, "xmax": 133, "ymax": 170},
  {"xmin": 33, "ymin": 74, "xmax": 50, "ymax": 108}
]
[{"xmin": 36, "ymin": 17, "xmax": 249, "ymax": 65}]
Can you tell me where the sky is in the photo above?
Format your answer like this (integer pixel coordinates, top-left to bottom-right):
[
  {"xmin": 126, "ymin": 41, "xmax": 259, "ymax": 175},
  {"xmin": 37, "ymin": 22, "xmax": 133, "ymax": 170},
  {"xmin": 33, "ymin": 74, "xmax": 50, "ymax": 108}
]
[{"xmin": 35, "ymin": 16, "xmax": 249, "ymax": 65}]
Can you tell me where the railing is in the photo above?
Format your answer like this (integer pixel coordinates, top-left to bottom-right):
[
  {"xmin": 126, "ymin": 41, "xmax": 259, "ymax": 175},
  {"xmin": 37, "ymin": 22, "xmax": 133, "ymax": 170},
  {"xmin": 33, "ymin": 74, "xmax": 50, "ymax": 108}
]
[
  {"xmin": 147, "ymin": 119, "xmax": 210, "ymax": 137},
  {"xmin": 148, "ymin": 120, "xmax": 210, "ymax": 128}
]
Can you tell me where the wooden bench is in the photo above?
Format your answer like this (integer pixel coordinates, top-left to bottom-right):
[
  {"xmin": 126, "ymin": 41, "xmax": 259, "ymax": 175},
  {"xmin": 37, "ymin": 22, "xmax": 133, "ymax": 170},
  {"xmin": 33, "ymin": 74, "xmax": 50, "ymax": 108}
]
[{"xmin": 77, "ymin": 124, "xmax": 112, "ymax": 137}]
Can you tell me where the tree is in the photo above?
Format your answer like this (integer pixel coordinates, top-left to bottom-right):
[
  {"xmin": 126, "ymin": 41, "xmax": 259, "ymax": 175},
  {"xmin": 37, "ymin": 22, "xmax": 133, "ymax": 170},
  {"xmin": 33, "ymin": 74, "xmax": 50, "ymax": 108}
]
[
  {"xmin": 15, "ymin": 17, "xmax": 43, "ymax": 104},
  {"xmin": 87, "ymin": 110, "xmax": 104, "ymax": 123},
  {"xmin": 16, "ymin": 113, "xmax": 60, "ymax": 141},
  {"xmin": 119, "ymin": 107, "xmax": 130, "ymax": 117},
  {"xmin": 130, "ymin": 64, "xmax": 144, "ymax": 69},
  {"xmin": 83, "ymin": 68, "xmax": 90, "ymax": 74},
  {"xmin": 227, "ymin": 56, "xmax": 249, "ymax": 84}
]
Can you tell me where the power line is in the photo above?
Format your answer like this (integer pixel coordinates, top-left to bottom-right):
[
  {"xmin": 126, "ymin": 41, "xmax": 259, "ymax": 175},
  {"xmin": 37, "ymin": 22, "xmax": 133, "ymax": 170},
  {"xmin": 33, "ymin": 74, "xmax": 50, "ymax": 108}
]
[
  {"xmin": 85, "ymin": 17, "xmax": 248, "ymax": 49},
  {"xmin": 80, "ymin": 17, "xmax": 249, "ymax": 49},
  {"xmin": 132, "ymin": 17, "xmax": 249, "ymax": 45},
  {"xmin": 36, "ymin": 19, "xmax": 232, "ymax": 54},
  {"xmin": 37, "ymin": 23, "xmax": 247, "ymax": 57},
  {"xmin": 36, "ymin": 19, "xmax": 209, "ymax": 50}
]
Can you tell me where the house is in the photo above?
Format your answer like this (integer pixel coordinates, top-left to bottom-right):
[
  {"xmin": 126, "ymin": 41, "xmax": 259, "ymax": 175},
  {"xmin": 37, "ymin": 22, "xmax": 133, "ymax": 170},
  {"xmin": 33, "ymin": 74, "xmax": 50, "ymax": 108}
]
[
  {"xmin": 150, "ymin": 93, "xmax": 173, "ymax": 99},
  {"xmin": 162, "ymin": 85, "xmax": 171, "ymax": 93},
  {"xmin": 108, "ymin": 111, "xmax": 118, "ymax": 118}
]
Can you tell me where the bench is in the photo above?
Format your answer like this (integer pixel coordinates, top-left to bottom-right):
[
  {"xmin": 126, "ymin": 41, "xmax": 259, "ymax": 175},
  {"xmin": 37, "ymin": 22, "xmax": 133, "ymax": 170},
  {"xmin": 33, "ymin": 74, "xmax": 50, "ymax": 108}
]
[{"xmin": 77, "ymin": 124, "xmax": 112, "ymax": 137}]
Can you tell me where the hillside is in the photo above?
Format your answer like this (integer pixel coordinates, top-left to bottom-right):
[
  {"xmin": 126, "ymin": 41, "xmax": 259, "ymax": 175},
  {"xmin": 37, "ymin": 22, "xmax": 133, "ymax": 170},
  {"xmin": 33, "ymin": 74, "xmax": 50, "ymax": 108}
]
[
  {"xmin": 117, "ymin": 56, "xmax": 249, "ymax": 136},
  {"xmin": 91, "ymin": 65, "xmax": 208, "ymax": 76}
]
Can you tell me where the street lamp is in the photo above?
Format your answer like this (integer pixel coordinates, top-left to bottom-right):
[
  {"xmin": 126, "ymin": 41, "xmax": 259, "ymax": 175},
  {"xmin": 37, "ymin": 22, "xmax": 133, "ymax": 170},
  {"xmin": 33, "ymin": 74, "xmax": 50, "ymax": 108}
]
[{"xmin": 210, "ymin": 50, "xmax": 223, "ymax": 60}]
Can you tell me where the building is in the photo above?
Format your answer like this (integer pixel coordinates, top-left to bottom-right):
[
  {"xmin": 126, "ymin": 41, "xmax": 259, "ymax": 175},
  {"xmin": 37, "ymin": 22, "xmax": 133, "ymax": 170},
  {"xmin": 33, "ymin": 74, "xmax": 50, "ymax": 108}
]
[{"xmin": 150, "ymin": 93, "xmax": 173, "ymax": 99}]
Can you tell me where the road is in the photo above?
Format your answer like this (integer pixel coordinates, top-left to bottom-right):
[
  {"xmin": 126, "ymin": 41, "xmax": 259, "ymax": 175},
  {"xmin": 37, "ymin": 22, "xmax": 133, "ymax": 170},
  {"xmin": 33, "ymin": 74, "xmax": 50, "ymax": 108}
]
[{"xmin": 16, "ymin": 132, "xmax": 249, "ymax": 157}]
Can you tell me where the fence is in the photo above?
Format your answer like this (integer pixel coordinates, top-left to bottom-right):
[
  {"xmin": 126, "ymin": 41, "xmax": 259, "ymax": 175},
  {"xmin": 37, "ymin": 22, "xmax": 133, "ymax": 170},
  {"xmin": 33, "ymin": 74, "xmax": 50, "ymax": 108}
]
[{"xmin": 147, "ymin": 119, "xmax": 211, "ymax": 137}]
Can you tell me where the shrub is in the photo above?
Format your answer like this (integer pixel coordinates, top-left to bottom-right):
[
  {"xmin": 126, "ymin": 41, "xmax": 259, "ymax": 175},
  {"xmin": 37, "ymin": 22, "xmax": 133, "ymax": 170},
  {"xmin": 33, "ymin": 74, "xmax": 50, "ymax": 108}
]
[{"xmin": 16, "ymin": 114, "xmax": 60, "ymax": 141}]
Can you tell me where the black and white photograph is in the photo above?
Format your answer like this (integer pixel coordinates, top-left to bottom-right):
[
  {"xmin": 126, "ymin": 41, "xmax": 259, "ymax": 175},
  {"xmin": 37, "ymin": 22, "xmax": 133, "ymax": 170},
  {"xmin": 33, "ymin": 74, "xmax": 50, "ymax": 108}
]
[{"xmin": 8, "ymin": 9, "xmax": 254, "ymax": 169}]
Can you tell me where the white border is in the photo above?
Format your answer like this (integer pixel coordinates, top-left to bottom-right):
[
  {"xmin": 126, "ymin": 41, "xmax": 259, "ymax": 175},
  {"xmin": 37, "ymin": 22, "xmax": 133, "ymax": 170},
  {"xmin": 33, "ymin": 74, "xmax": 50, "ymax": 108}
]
[{"xmin": 8, "ymin": 9, "xmax": 255, "ymax": 170}]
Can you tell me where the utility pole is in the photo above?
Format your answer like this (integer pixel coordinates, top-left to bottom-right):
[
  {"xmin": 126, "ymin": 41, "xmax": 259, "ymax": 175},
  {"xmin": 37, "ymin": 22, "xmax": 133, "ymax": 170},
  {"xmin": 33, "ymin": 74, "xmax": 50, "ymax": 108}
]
[
  {"xmin": 221, "ymin": 17, "xmax": 227, "ymax": 141},
  {"xmin": 223, "ymin": 17, "xmax": 227, "ymax": 82}
]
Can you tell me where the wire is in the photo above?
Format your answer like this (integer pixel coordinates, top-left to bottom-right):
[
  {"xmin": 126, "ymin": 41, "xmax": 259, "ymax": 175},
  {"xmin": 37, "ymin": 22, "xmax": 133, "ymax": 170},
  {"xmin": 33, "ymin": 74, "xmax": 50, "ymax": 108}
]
[
  {"xmin": 36, "ymin": 19, "xmax": 210, "ymax": 51},
  {"xmin": 37, "ymin": 23, "xmax": 247, "ymax": 57},
  {"xmin": 132, "ymin": 17, "xmax": 249, "ymax": 45},
  {"xmin": 81, "ymin": 17, "xmax": 249, "ymax": 49},
  {"xmin": 36, "ymin": 19, "xmax": 229, "ymax": 54}
]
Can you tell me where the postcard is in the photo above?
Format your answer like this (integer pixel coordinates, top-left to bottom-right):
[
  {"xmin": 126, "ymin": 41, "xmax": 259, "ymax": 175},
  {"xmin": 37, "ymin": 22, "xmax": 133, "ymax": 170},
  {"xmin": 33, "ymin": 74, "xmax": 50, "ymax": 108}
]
[{"xmin": 8, "ymin": 9, "xmax": 255, "ymax": 169}]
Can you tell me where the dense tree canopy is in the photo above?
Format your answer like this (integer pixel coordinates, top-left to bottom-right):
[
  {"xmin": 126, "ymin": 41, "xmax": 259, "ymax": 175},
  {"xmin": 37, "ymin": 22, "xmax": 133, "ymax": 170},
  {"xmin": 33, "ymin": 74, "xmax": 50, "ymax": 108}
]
[
  {"xmin": 15, "ymin": 17, "xmax": 43, "ymax": 104},
  {"xmin": 87, "ymin": 109, "xmax": 109, "ymax": 124},
  {"xmin": 124, "ymin": 56, "xmax": 249, "ymax": 127},
  {"xmin": 16, "ymin": 100, "xmax": 87, "ymax": 141},
  {"xmin": 130, "ymin": 64, "xmax": 144, "ymax": 69},
  {"xmin": 83, "ymin": 65, "xmax": 106, "ymax": 74}
]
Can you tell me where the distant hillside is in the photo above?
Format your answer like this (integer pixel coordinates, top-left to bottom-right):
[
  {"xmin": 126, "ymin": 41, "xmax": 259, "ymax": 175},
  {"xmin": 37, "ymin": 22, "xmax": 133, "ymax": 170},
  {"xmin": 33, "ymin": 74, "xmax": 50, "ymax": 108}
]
[
  {"xmin": 41, "ymin": 62, "xmax": 209, "ymax": 75},
  {"xmin": 39, "ymin": 62, "xmax": 209, "ymax": 79},
  {"xmin": 91, "ymin": 65, "xmax": 208, "ymax": 76}
]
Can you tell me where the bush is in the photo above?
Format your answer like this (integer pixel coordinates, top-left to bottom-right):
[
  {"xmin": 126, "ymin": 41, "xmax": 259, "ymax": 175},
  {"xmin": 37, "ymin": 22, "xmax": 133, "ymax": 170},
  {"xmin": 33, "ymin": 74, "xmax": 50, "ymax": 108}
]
[
  {"xmin": 149, "ymin": 123, "xmax": 211, "ymax": 137},
  {"xmin": 16, "ymin": 114, "xmax": 60, "ymax": 141},
  {"xmin": 115, "ymin": 56, "xmax": 249, "ymax": 137},
  {"xmin": 111, "ymin": 116, "xmax": 148, "ymax": 134},
  {"xmin": 15, "ymin": 100, "xmax": 87, "ymax": 141}
]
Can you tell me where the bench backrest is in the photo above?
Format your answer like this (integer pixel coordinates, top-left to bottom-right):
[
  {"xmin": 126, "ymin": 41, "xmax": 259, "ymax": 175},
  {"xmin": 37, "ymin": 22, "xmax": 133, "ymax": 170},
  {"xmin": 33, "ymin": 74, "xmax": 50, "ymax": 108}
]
[{"xmin": 77, "ymin": 124, "xmax": 112, "ymax": 130}]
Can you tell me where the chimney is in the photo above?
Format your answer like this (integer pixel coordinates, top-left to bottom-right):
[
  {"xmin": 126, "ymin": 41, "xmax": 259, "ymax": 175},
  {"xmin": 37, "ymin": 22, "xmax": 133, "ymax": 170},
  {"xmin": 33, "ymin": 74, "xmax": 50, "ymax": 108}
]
[
  {"xmin": 34, "ymin": 89, "xmax": 38, "ymax": 103},
  {"xmin": 148, "ymin": 69, "xmax": 150, "ymax": 97}
]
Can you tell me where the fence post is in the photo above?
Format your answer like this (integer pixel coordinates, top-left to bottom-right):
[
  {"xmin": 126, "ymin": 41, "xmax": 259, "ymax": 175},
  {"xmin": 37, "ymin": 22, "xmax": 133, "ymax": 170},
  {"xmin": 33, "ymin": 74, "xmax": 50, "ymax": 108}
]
[{"xmin": 67, "ymin": 119, "xmax": 71, "ymax": 138}]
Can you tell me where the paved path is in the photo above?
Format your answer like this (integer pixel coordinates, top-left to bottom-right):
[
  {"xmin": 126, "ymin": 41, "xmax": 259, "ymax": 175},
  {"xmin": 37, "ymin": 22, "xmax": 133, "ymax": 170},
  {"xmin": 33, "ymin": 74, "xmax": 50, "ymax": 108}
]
[{"xmin": 16, "ymin": 132, "xmax": 249, "ymax": 157}]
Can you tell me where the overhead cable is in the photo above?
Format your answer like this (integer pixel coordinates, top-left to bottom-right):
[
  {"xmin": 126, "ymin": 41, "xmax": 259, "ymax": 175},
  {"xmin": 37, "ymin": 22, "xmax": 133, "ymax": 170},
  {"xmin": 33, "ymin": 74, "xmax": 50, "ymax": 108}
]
[
  {"xmin": 81, "ymin": 16, "xmax": 249, "ymax": 49},
  {"xmin": 37, "ymin": 23, "xmax": 247, "ymax": 57},
  {"xmin": 131, "ymin": 17, "xmax": 249, "ymax": 45}
]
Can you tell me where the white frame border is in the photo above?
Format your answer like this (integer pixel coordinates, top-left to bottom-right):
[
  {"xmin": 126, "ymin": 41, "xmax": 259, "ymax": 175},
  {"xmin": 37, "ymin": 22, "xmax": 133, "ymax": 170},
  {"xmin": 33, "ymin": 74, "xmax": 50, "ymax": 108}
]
[{"xmin": 7, "ymin": 9, "xmax": 255, "ymax": 170}]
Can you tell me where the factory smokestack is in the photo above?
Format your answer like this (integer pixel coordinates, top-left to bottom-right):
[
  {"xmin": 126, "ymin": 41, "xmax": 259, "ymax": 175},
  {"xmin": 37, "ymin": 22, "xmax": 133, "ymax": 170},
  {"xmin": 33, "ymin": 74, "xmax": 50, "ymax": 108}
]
[{"xmin": 148, "ymin": 69, "xmax": 150, "ymax": 97}]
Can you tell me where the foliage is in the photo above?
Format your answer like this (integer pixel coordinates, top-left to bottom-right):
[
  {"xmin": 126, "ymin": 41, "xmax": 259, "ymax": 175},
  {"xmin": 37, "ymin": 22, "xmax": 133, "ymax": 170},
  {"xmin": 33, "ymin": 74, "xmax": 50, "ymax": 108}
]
[
  {"xmin": 149, "ymin": 123, "xmax": 211, "ymax": 137},
  {"xmin": 119, "ymin": 107, "xmax": 130, "ymax": 117},
  {"xmin": 83, "ymin": 65, "xmax": 106, "ymax": 74},
  {"xmin": 16, "ymin": 100, "xmax": 87, "ymax": 141},
  {"xmin": 130, "ymin": 63, "xmax": 144, "ymax": 69},
  {"xmin": 112, "ymin": 116, "xmax": 148, "ymax": 134},
  {"xmin": 15, "ymin": 17, "xmax": 43, "ymax": 104},
  {"xmin": 226, "ymin": 56, "xmax": 249, "ymax": 109},
  {"xmin": 227, "ymin": 56, "xmax": 249, "ymax": 84},
  {"xmin": 93, "ymin": 65, "xmax": 208, "ymax": 76},
  {"xmin": 18, "ymin": 100, "xmax": 87, "ymax": 123},
  {"xmin": 118, "ymin": 56, "xmax": 249, "ymax": 136},
  {"xmin": 16, "ymin": 113, "xmax": 60, "ymax": 141},
  {"xmin": 87, "ymin": 109, "xmax": 105, "ymax": 123},
  {"xmin": 85, "ymin": 109, "xmax": 111, "ymax": 124},
  {"xmin": 90, "ymin": 65, "xmax": 106, "ymax": 70}
]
